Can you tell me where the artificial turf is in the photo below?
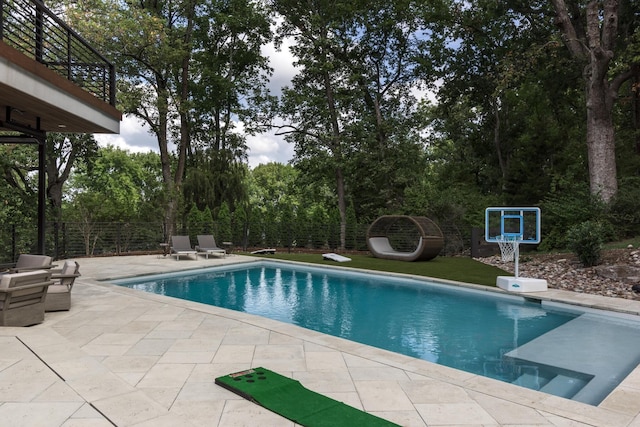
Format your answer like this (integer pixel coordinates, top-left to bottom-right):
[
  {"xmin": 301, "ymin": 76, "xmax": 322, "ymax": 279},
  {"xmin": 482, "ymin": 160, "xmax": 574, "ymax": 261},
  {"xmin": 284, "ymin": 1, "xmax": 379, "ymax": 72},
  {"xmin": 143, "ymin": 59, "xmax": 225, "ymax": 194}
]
[
  {"xmin": 215, "ymin": 367, "xmax": 400, "ymax": 427},
  {"xmin": 244, "ymin": 252, "xmax": 508, "ymax": 287}
]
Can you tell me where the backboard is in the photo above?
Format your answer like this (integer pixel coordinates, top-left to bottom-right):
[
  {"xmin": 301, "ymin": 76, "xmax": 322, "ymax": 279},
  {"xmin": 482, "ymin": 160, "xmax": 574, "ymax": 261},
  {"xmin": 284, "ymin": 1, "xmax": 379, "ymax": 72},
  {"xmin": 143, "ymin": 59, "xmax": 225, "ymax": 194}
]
[{"xmin": 485, "ymin": 207, "xmax": 541, "ymax": 244}]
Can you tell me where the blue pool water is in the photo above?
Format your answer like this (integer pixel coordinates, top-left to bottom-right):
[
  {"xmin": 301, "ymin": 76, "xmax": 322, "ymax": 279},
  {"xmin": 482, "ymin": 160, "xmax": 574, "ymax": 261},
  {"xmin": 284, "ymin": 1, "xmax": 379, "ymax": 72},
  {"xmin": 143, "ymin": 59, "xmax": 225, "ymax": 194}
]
[{"xmin": 114, "ymin": 261, "xmax": 640, "ymax": 405}]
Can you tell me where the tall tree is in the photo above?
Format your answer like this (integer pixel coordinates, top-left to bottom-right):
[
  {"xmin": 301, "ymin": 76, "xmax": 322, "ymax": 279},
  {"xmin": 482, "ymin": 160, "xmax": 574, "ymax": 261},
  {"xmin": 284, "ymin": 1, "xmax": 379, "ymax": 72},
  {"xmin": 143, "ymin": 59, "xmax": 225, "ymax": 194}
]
[
  {"xmin": 418, "ymin": 0, "xmax": 588, "ymax": 205},
  {"xmin": 272, "ymin": 0, "xmax": 427, "ymax": 246},
  {"xmin": 183, "ymin": 0, "xmax": 273, "ymax": 215},
  {"xmin": 64, "ymin": 0, "xmax": 273, "ymax": 234},
  {"xmin": 550, "ymin": 0, "xmax": 640, "ymax": 203},
  {"xmin": 63, "ymin": 0, "xmax": 192, "ymax": 237}
]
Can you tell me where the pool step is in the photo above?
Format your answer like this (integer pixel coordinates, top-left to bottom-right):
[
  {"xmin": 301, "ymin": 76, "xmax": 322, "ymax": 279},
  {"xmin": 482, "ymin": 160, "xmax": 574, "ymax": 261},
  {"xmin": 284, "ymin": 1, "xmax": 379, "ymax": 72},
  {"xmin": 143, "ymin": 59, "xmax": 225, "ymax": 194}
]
[
  {"xmin": 512, "ymin": 371, "xmax": 546, "ymax": 390},
  {"xmin": 506, "ymin": 314, "xmax": 640, "ymax": 405},
  {"xmin": 511, "ymin": 371, "xmax": 589, "ymax": 400},
  {"xmin": 540, "ymin": 374, "xmax": 588, "ymax": 399}
]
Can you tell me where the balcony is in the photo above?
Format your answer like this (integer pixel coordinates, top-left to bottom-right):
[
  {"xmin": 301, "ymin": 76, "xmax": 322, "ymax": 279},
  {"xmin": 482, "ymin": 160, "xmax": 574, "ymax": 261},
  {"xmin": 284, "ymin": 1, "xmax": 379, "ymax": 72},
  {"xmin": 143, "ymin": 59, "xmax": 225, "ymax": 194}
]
[{"xmin": 0, "ymin": 0, "xmax": 120, "ymax": 135}]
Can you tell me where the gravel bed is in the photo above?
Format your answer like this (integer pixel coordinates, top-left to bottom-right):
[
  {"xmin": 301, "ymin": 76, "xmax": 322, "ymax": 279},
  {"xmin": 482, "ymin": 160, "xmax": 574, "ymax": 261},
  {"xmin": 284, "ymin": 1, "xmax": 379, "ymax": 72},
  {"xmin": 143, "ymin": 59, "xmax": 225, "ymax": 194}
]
[{"xmin": 475, "ymin": 248, "xmax": 640, "ymax": 300}]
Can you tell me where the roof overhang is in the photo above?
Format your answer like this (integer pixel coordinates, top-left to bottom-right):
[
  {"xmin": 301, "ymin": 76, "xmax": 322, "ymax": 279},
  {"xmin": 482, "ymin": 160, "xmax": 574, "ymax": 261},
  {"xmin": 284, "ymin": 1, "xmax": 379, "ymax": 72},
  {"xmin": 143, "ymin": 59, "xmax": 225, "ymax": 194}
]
[{"xmin": 0, "ymin": 41, "xmax": 121, "ymax": 135}]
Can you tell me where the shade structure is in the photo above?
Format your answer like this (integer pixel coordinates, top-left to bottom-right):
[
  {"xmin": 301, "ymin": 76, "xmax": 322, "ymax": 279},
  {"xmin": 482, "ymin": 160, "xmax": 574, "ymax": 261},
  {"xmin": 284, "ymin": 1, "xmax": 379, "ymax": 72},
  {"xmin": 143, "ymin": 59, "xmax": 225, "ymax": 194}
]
[{"xmin": 366, "ymin": 215, "xmax": 444, "ymax": 261}]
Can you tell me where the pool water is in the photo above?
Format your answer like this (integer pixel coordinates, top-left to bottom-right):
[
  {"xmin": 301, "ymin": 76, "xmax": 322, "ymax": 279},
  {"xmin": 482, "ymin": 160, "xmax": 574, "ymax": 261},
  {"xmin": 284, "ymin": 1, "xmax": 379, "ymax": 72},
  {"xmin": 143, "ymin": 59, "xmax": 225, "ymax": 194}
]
[{"xmin": 114, "ymin": 261, "xmax": 640, "ymax": 405}]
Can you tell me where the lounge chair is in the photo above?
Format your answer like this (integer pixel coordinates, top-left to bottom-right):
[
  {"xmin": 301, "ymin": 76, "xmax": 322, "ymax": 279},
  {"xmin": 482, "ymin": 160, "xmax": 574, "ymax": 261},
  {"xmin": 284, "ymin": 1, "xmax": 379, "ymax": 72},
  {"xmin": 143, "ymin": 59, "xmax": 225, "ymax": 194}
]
[
  {"xmin": 196, "ymin": 235, "xmax": 226, "ymax": 259},
  {"xmin": 0, "ymin": 270, "xmax": 53, "ymax": 326},
  {"xmin": 45, "ymin": 260, "xmax": 80, "ymax": 312},
  {"xmin": 170, "ymin": 235, "xmax": 198, "ymax": 260},
  {"xmin": 1, "ymin": 254, "xmax": 54, "ymax": 274}
]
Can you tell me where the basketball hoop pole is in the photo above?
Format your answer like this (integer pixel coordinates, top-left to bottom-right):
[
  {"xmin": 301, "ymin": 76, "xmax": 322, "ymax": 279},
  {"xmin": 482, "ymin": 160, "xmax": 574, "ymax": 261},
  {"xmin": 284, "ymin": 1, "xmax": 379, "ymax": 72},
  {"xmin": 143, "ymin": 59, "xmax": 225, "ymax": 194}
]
[{"xmin": 514, "ymin": 242, "xmax": 520, "ymax": 278}]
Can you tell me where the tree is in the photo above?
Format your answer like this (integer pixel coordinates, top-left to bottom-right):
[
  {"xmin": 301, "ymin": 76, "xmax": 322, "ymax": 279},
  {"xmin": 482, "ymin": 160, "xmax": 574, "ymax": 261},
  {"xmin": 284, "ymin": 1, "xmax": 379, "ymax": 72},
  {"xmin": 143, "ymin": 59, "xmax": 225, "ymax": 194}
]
[
  {"xmin": 64, "ymin": 0, "xmax": 273, "ymax": 233},
  {"xmin": 45, "ymin": 133, "xmax": 98, "ymax": 223},
  {"xmin": 550, "ymin": 0, "xmax": 640, "ymax": 203},
  {"xmin": 272, "ymin": 0, "xmax": 427, "ymax": 247},
  {"xmin": 66, "ymin": 146, "xmax": 163, "ymax": 222},
  {"xmin": 417, "ymin": 0, "xmax": 589, "ymax": 206}
]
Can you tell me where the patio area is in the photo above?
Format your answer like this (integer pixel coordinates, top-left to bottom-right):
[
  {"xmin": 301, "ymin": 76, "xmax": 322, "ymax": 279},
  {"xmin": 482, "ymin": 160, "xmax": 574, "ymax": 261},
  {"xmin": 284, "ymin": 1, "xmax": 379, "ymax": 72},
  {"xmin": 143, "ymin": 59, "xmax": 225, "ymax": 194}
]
[{"xmin": 2, "ymin": 254, "xmax": 640, "ymax": 426}]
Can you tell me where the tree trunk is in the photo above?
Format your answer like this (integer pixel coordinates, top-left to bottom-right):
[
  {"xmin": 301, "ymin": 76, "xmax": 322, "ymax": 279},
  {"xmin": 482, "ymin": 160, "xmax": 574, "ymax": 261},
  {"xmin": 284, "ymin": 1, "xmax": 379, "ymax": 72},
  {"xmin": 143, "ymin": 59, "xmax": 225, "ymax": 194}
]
[
  {"xmin": 550, "ymin": 0, "xmax": 625, "ymax": 204},
  {"xmin": 335, "ymin": 166, "xmax": 347, "ymax": 250},
  {"xmin": 323, "ymin": 57, "xmax": 347, "ymax": 250},
  {"xmin": 156, "ymin": 86, "xmax": 174, "ymax": 240},
  {"xmin": 585, "ymin": 62, "xmax": 617, "ymax": 202}
]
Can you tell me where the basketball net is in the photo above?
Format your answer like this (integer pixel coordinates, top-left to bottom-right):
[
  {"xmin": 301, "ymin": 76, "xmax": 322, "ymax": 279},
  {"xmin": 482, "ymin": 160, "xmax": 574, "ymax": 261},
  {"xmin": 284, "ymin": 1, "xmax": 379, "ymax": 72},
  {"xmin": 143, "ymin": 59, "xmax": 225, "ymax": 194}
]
[{"xmin": 496, "ymin": 235, "xmax": 519, "ymax": 263}]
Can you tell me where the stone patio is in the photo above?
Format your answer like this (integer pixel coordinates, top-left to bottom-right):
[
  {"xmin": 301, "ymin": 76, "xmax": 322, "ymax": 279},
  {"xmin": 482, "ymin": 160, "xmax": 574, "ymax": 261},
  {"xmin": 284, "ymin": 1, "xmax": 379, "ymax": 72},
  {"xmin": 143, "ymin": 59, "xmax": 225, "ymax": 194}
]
[{"xmin": 2, "ymin": 254, "xmax": 640, "ymax": 426}]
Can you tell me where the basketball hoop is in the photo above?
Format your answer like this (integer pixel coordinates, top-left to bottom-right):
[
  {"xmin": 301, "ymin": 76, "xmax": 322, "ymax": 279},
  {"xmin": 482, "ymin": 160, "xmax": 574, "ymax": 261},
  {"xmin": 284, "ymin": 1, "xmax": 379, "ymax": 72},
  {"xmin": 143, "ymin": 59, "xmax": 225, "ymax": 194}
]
[
  {"xmin": 485, "ymin": 207, "xmax": 543, "ymax": 286},
  {"xmin": 496, "ymin": 235, "xmax": 519, "ymax": 263}
]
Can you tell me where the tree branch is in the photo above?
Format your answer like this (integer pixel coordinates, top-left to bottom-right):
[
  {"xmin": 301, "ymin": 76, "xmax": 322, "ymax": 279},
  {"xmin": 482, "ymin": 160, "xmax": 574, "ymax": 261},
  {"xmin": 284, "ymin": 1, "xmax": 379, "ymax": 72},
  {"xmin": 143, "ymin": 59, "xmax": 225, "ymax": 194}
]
[
  {"xmin": 610, "ymin": 63, "xmax": 640, "ymax": 95},
  {"xmin": 601, "ymin": 0, "xmax": 619, "ymax": 51},
  {"xmin": 550, "ymin": 0, "xmax": 587, "ymax": 59}
]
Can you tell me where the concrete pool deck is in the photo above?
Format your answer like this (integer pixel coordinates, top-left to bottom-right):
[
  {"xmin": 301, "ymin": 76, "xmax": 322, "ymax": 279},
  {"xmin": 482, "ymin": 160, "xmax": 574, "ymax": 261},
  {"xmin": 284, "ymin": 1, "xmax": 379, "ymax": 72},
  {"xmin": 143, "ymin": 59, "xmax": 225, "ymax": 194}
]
[{"xmin": 2, "ymin": 254, "xmax": 640, "ymax": 426}]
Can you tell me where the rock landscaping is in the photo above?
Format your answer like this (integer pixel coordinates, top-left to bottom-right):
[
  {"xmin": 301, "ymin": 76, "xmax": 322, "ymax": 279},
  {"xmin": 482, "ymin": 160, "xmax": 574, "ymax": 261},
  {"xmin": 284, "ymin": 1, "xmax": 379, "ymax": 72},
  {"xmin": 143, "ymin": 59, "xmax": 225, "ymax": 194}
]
[{"xmin": 476, "ymin": 248, "xmax": 640, "ymax": 300}]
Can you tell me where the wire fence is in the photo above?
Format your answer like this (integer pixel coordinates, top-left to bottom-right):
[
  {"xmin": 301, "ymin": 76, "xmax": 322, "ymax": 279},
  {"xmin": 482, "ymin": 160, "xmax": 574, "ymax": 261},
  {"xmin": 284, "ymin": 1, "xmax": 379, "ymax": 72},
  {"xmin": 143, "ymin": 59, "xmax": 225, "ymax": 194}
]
[{"xmin": 0, "ymin": 220, "xmax": 471, "ymax": 264}]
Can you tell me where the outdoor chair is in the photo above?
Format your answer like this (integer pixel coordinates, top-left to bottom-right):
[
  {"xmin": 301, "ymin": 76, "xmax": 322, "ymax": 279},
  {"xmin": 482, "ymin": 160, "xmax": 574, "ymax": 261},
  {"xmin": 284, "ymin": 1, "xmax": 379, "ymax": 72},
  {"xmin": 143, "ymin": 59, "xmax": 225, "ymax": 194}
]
[
  {"xmin": 45, "ymin": 260, "xmax": 80, "ymax": 312},
  {"xmin": 0, "ymin": 270, "xmax": 53, "ymax": 326},
  {"xmin": 170, "ymin": 235, "xmax": 198, "ymax": 260},
  {"xmin": 196, "ymin": 235, "xmax": 226, "ymax": 259},
  {"xmin": 1, "ymin": 254, "xmax": 54, "ymax": 274}
]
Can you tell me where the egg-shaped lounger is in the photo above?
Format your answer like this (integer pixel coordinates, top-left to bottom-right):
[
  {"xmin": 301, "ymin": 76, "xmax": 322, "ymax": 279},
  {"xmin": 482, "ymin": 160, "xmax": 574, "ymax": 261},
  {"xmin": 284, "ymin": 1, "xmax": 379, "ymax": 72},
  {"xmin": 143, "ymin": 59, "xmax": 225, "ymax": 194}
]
[{"xmin": 366, "ymin": 215, "xmax": 444, "ymax": 261}]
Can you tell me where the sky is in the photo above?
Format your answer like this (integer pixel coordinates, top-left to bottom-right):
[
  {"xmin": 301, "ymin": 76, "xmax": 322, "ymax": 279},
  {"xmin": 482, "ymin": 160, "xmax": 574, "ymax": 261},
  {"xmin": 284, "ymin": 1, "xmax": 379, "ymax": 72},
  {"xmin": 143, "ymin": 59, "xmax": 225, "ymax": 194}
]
[{"xmin": 94, "ymin": 37, "xmax": 299, "ymax": 169}]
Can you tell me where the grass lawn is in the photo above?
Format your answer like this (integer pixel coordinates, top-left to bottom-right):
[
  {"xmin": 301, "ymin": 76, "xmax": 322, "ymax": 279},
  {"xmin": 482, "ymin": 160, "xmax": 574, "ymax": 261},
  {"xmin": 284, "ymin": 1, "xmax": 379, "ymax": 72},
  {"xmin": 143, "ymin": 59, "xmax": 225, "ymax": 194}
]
[{"xmin": 244, "ymin": 252, "xmax": 509, "ymax": 287}]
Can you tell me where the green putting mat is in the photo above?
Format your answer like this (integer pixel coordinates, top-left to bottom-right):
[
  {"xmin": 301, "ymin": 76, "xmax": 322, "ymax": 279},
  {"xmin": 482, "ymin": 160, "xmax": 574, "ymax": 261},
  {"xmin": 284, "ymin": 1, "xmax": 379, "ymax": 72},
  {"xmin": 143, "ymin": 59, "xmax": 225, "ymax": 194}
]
[{"xmin": 215, "ymin": 367, "xmax": 401, "ymax": 427}]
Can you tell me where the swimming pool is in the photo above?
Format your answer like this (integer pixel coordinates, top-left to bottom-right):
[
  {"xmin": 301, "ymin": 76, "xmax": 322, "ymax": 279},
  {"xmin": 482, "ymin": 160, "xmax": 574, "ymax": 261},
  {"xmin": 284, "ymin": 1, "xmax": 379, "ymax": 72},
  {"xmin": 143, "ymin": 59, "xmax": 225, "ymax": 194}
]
[{"xmin": 113, "ymin": 261, "xmax": 640, "ymax": 405}]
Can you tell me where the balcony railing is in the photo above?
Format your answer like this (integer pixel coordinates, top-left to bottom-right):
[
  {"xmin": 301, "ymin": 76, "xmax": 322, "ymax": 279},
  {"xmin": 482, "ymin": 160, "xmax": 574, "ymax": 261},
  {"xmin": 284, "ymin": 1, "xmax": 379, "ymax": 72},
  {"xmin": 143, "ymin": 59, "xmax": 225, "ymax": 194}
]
[{"xmin": 0, "ymin": 0, "xmax": 116, "ymax": 106}]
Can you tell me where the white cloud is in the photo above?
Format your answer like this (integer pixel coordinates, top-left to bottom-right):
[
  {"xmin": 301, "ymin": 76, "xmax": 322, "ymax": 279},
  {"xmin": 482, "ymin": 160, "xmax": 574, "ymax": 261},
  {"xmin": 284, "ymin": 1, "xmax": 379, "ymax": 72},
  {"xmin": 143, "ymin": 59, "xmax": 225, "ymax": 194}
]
[
  {"xmin": 94, "ymin": 115, "xmax": 157, "ymax": 154},
  {"xmin": 262, "ymin": 35, "xmax": 299, "ymax": 97},
  {"xmin": 95, "ymin": 29, "xmax": 299, "ymax": 167},
  {"xmin": 246, "ymin": 129, "xmax": 295, "ymax": 169}
]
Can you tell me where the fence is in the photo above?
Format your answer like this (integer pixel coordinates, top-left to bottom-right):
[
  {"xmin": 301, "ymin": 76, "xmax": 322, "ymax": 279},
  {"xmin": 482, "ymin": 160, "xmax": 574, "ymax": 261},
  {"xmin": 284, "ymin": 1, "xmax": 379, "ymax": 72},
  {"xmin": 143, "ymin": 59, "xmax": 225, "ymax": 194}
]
[{"xmin": 0, "ymin": 220, "xmax": 469, "ymax": 263}]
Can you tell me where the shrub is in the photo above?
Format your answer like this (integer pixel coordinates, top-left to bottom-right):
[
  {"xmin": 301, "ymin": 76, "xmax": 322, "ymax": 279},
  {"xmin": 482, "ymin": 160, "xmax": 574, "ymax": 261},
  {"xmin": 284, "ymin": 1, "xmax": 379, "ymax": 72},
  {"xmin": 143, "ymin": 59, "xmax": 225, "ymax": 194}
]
[
  {"xmin": 539, "ymin": 184, "xmax": 603, "ymax": 250},
  {"xmin": 609, "ymin": 177, "xmax": 640, "ymax": 239},
  {"xmin": 566, "ymin": 221, "xmax": 604, "ymax": 267}
]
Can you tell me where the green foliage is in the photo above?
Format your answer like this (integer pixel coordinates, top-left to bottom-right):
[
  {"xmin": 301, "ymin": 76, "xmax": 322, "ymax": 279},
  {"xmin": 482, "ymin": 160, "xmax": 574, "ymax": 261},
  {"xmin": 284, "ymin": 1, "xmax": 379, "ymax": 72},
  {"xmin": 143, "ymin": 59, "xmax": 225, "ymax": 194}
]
[
  {"xmin": 539, "ymin": 183, "xmax": 609, "ymax": 250},
  {"xmin": 217, "ymin": 202, "xmax": 232, "ymax": 243},
  {"xmin": 247, "ymin": 206, "xmax": 265, "ymax": 247},
  {"xmin": 345, "ymin": 201, "xmax": 360, "ymax": 250},
  {"xmin": 231, "ymin": 203, "xmax": 249, "ymax": 248},
  {"xmin": 263, "ymin": 205, "xmax": 279, "ymax": 247},
  {"xmin": 310, "ymin": 206, "xmax": 329, "ymax": 249},
  {"xmin": 65, "ymin": 146, "xmax": 164, "ymax": 224},
  {"xmin": 187, "ymin": 204, "xmax": 206, "ymax": 236},
  {"xmin": 609, "ymin": 177, "xmax": 640, "ymax": 238},
  {"xmin": 566, "ymin": 221, "xmax": 605, "ymax": 267},
  {"xmin": 0, "ymin": 149, "xmax": 40, "ymax": 258}
]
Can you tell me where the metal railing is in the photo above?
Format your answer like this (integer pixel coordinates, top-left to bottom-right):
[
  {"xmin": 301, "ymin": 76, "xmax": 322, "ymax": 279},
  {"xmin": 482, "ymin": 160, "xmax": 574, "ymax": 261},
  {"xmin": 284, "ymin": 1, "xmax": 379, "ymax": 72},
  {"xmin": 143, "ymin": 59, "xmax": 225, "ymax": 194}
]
[
  {"xmin": 0, "ymin": 220, "xmax": 469, "ymax": 263},
  {"xmin": 0, "ymin": 0, "xmax": 116, "ymax": 105}
]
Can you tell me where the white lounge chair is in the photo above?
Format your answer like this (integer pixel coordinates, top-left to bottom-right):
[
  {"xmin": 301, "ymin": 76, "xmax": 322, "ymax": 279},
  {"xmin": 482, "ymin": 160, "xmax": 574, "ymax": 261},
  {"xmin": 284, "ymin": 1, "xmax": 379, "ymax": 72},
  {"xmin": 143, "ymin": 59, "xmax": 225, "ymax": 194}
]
[
  {"xmin": 170, "ymin": 236, "xmax": 198, "ymax": 260},
  {"xmin": 196, "ymin": 235, "xmax": 226, "ymax": 259}
]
